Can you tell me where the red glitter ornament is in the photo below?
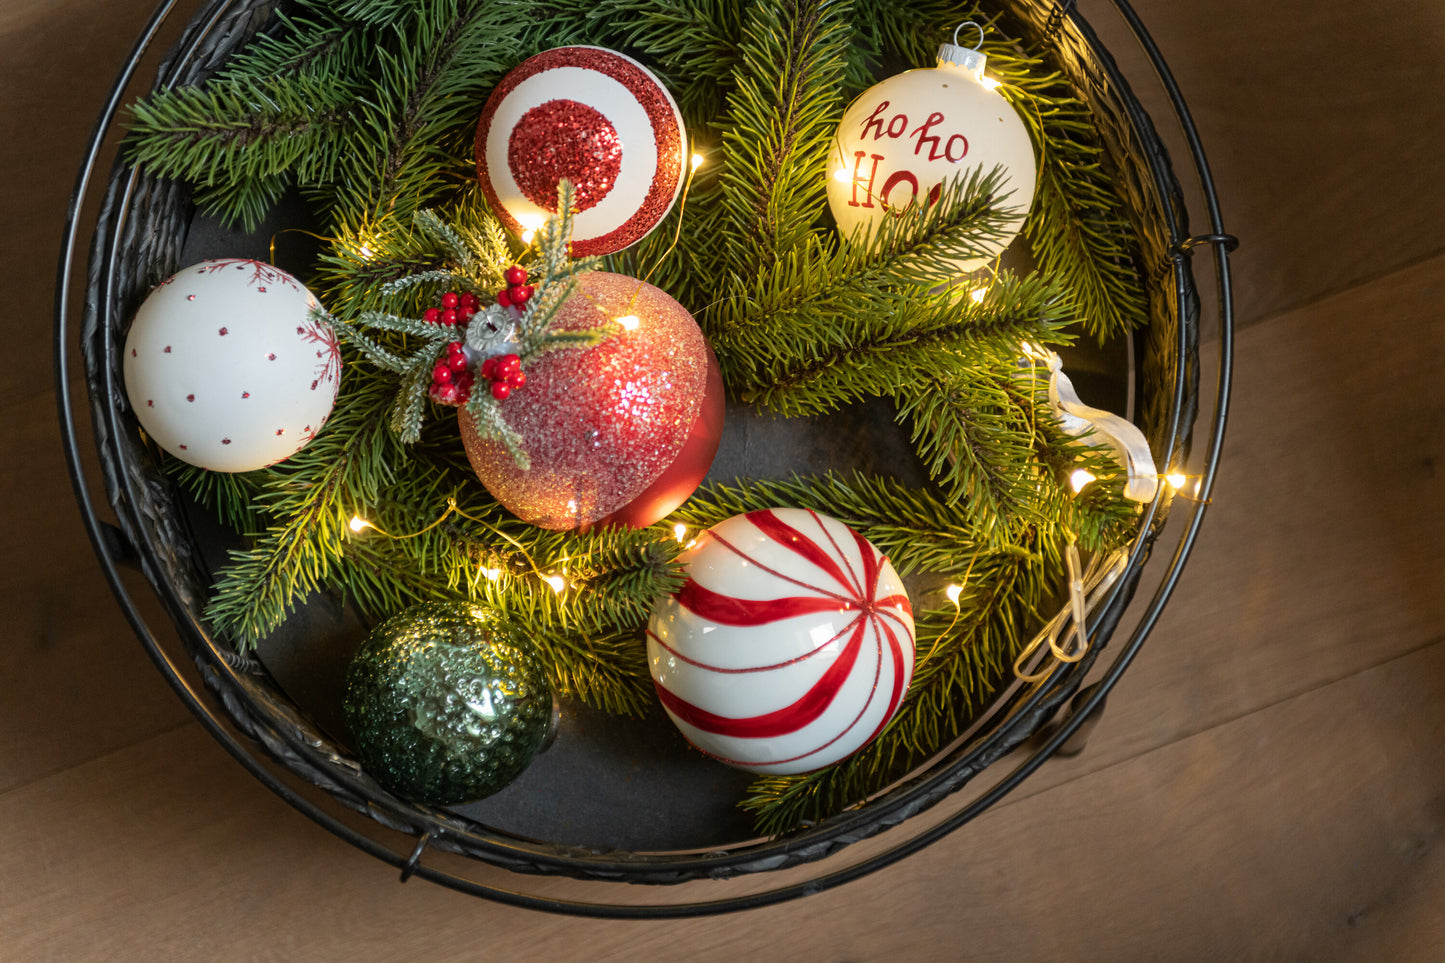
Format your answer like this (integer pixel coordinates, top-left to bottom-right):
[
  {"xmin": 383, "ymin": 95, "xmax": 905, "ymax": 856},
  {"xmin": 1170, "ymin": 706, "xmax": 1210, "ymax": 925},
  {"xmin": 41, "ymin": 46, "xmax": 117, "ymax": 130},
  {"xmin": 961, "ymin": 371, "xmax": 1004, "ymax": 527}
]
[
  {"xmin": 459, "ymin": 272, "xmax": 723, "ymax": 530},
  {"xmin": 475, "ymin": 46, "xmax": 686, "ymax": 256}
]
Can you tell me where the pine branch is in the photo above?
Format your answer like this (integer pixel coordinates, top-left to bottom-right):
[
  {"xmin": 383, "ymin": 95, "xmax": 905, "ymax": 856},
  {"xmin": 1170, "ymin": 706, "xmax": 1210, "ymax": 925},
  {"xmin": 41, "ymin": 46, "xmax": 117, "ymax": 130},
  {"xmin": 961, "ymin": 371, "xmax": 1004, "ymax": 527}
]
[
  {"xmin": 214, "ymin": 5, "xmax": 376, "ymax": 82},
  {"xmin": 125, "ymin": 74, "xmax": 361, "ymax": 219},
  {"xmin": 315, "ymin": 188, "xmax": 507, "ymax": 317},
  {"xmin": 600, "ymin": 2, "xmax": 745, "ymax": 118},
  {"xmin": 709, "ymin": 170, "xmax": 1023, "ymax": 403},
  {"xmin": 717, "ymin": 0, "xmax": 850, "ymax": 270},
  {"xmin": 334, "ymin": 0, "xmax": 516, "ymax": 222},
  {"xmin": 167, "ymin": 462, "xmax": 266, "ymax": 534},
  {"xmin": 740, "ymin": 269, "xmax": 1074, "ymax": 417},
  {"xmin": 844, "ymin": 5, "xmax": 1148, "ymax": 341},
  {"xmin": 132, "ymin": 0, "xmax": 1158, "ymax": 831},
  {"xmin": 675, "ymin": 471, "xmax": 1033, "ymax": 578}
]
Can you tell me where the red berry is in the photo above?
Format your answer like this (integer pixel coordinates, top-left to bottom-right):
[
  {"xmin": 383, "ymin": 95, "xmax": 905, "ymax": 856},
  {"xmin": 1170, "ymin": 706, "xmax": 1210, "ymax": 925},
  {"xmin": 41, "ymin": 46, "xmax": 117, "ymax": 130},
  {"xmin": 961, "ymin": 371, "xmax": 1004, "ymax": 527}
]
[
  {"xmin": 480, "ymin": 357, "xmax": 497, "ymax": 379},
  {"xmin": 441, "ymin": 291, "xmax": 459, "ymax": 309},
  {"xmin": 435, "ymin": 382, "xmax": 460, "ymax": 404},
  {"xmin": 496, "ymin": 288, "xmax": 513, "ymax": 308},
  {"xmin": 446, "ymin": 341, "xmax": 464, "ymax": 355},
  {"xmin": 458, "ymin": 306, "xmax": 475, "ymax": 323},
  {"xmin": 490, "ymin": 381, "xmax": 512, "ymax": 401},
  {"xmin": 441, "ymin": 308, "xmax": 459, "ymax": 326},
  {"xmin": 459, "ymin": 292, "xmax": 479, "ymax": 312},
  {"xmin": 448, "ymin": 352, "xmax": 470, "ymax": 373},
  {"xmin": 495, "ymin": 354, "xmax": 521, "ymax": 379},
  {"xmin": 432, "ymin": 362, "xmax": 453, "ymax": 384},
  {"xmin": 509, "ymin": 284, "xmax": 531, "ymax": 306},
  {"xmin": 423, "ymin": 307, "xmax": 441, "ymax": 325},
  {"xmin": 504, "ymin": 266, "xmax": 527, "ymax": 287},
  {"xmin": 509, "ymin": 369, "xmax": 526, "ymax": 388}
]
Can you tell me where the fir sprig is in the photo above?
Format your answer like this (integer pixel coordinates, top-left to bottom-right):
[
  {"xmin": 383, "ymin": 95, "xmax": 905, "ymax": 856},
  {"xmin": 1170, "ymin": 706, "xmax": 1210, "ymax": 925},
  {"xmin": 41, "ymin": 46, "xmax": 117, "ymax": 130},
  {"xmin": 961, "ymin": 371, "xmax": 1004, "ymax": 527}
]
[
  {"xmin": 678, "ymin": 471, "xmax": 1025, "ymax": 577},
  {"xmin": 125, "ymin": 74, "xmax": 360, "ymax": 191},
  {"xmin": 716, "ymin": 0, "xmax": 849, "ymax": 271}
]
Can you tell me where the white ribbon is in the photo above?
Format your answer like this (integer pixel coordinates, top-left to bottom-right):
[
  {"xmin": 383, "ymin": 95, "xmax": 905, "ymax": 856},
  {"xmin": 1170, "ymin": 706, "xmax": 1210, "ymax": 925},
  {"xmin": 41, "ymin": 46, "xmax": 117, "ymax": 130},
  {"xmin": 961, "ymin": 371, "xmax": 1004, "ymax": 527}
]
[{"xmin": 1028, "ymin": 345, "xmax": 1159, "ymax": 503}]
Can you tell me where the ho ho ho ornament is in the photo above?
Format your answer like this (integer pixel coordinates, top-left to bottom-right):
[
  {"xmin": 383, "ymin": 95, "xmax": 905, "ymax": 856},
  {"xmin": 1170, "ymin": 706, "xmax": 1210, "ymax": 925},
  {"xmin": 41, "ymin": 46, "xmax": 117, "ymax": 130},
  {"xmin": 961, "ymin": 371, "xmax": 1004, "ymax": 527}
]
[
  {"xmin": 646, "ymin": 508, "xmax": 916, "ymax": 775},
  {"xmin": 475, "ymin": 46, "xmax": 687, "ymax": 256},
  {"xmin": 826, "ymin": 23, "xmax": 1038, "ymax": 274},
  {"xmin": 122, "ymin": 259, "xmax": 341, "ymax": 472}
]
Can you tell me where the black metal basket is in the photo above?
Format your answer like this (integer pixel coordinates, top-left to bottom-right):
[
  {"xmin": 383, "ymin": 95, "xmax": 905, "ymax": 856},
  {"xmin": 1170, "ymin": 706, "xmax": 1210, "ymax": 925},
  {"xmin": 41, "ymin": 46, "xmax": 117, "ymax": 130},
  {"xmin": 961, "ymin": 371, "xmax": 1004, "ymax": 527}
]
[{"xmin": 56, "ymin": 0, "xmax": 1235, "ymax": 917}]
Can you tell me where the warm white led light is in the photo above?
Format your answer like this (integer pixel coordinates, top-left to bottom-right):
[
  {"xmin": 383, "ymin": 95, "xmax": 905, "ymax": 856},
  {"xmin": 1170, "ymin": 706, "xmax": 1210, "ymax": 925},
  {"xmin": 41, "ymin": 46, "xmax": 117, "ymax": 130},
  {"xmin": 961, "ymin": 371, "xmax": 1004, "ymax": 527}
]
[{"xmin": 1070, "ymin": 468, "xmax": 1097, "ymax": 493}]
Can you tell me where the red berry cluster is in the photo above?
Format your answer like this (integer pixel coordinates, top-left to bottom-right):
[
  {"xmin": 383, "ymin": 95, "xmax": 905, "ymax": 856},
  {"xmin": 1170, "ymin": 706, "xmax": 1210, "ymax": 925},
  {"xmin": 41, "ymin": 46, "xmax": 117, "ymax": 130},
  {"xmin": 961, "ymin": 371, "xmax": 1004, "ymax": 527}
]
[
  {"xmin": 495, "ymin": 266, "xmax": 534, "ymax": 309},
  {"xmin": 422, "ymin": 290, "xmax": 480, "ymax": 328},
  {"xmin": 429, "ymin": 341, "xmax": 474, "ymax": 405},
  {"xmin": 480, "ymin": 353, "xmax": 526, "ymax": 400}
]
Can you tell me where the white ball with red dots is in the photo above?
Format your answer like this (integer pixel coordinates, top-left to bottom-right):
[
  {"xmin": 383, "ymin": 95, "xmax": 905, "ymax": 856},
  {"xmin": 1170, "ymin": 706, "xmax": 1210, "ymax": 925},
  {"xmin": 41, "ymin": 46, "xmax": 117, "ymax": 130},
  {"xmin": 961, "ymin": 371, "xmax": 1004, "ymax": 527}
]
[
  {"xmin": 475, "ymin": 45, "xmax": 686, "ymax": 256},
  {"xmin": 647, "ymin": 508, "xmax": 916, "ymax": 775},
  {"xmin": 122, "ymin": 259, "xmax": 341, "ymax": 472}
]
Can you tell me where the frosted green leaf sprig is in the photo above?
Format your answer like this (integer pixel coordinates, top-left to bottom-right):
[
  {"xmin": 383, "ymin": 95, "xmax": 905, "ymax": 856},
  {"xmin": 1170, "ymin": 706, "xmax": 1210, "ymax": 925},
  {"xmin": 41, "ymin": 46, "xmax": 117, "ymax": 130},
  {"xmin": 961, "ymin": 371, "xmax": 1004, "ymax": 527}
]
[{"xmin": 333, "ymin": 181, "xmax": 612, "ymax": 465}]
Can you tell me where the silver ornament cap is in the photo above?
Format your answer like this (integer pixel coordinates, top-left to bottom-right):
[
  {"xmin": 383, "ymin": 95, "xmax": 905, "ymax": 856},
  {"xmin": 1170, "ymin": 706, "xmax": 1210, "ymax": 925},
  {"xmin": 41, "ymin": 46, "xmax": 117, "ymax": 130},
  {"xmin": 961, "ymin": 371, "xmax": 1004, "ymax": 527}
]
[
  {"xmin": 937, "ymin": 21, "xmax": 988, "ymax": 77},
  {"xmin": 936, "ymin": 42, "xmax": 986, "ymax": 75}
]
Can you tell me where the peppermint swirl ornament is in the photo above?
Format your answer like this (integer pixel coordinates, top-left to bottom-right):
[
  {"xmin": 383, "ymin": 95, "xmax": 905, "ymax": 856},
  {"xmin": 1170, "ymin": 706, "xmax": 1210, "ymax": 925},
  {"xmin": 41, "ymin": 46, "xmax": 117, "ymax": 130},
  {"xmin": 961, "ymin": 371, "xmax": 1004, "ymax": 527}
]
[
  {"xmin": 647, "ymin": 509, "xmax": 916, "ymax": 775},
  {"xmin": 475, "ymin": 46, "xmax": 686, "ymax": 255}
]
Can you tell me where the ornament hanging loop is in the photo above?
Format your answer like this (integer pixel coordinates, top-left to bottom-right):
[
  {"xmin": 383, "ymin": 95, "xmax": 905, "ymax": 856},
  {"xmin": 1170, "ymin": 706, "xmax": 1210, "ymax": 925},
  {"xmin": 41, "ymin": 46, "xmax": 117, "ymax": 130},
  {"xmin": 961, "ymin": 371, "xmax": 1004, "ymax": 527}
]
[
  {"xmin": 939, "ymin": 22, "xmax": 988, "ymax": 75},
  {"xmin": 954, "ymin": 21, "xmax": 985, "ymax": 50}
]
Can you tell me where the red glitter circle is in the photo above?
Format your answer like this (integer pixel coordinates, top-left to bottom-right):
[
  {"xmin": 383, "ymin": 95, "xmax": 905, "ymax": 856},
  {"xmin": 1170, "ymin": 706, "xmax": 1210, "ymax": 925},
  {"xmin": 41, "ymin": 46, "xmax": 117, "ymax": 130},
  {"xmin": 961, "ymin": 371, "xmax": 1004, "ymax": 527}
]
[
  {"xmin": 509, "ymin": 100, "xmax": 622, "ymax": 213},
  {"xmin": 475, "ymin": 46, "xmax": 685, "ymax": 256}
]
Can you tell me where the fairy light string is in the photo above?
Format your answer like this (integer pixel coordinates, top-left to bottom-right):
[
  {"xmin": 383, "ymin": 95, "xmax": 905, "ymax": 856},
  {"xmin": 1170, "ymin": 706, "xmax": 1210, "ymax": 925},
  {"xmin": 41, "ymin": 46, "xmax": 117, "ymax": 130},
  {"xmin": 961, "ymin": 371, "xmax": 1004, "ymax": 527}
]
[{"xmin": 349, "ymin": 496, "xmax": 568, "ymax": 592}]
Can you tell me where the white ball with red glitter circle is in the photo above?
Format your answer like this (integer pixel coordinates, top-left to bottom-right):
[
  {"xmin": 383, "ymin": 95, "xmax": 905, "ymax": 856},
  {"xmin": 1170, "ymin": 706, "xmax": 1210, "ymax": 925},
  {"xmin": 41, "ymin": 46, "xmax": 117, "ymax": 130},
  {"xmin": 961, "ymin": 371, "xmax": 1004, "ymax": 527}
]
[
  {"xmin": 122, "ymin": 259, "xmax": 341, "ymax": 472},
  {"xmin": 475, "ymin": 46, "xmax": 686, "ymax": 256},
  {"xmin": 647, "ymin": 509, "xmax": 916, "ymax": 775}
]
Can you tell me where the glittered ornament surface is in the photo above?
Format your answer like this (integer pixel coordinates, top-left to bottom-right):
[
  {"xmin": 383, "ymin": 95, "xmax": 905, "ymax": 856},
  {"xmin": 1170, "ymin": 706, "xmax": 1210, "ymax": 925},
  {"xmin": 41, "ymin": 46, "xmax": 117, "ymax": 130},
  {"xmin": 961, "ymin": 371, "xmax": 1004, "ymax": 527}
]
[
  {"xmin": 343, "ymin": 603, "xmax": 554, "ymax": 806},
  {"xmin": 475, "ymin": 46, "xmax": 685, "ymax": 255},
  {"xmin": 647, "ymin": 508, "xmax": 916, "ymax": 775},
  {"xmin": 460, "ymin": 271, "xmax": 721, "ymax": 530},
  {"xmin": 122, "ymin": 259, "xmax": 340, "ymax": 471}
]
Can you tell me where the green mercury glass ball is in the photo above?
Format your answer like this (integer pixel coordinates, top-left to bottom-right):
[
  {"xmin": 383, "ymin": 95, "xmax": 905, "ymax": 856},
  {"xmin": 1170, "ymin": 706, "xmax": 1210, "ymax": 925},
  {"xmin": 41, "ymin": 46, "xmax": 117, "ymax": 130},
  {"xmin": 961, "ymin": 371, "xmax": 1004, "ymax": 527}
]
[{"xmin": 343, "ymin": 602, "xmax": 554, "ymax": 806}]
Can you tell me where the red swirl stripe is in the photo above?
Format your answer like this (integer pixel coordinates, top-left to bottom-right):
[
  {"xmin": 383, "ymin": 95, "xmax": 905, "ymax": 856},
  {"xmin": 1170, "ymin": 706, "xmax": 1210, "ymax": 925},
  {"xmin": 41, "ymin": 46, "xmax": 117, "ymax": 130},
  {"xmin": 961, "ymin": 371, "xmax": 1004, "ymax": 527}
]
[
  {"xmin": 654, "ymin": 615, "xmax": 866, "ymax": 739},
  {"xmin": 863, "ymin": 614, "xmax": 908, "ymax": 745},
  {"xmin": 673, "ymin": 578, "xmax": 851, "ymax": 626},
  {"xmin": 647, "ymin": 616, "xmax": 855, "ymax": 674},
  {"xmin": 654, "ymin": 508, "xmax": 915, "ymax": 770},
  {"xmin": 748, "ymin": 508, "xmax": 862, "ymax": 598}
]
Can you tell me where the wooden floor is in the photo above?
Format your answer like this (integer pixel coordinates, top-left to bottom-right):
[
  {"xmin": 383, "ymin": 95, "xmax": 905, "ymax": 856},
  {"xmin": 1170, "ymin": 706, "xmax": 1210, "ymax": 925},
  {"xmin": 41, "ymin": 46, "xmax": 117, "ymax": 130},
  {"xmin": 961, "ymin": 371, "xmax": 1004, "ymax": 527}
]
[{"xmin": 6, "ymin": 0, "xmax": 1445, "ymax": 958}]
